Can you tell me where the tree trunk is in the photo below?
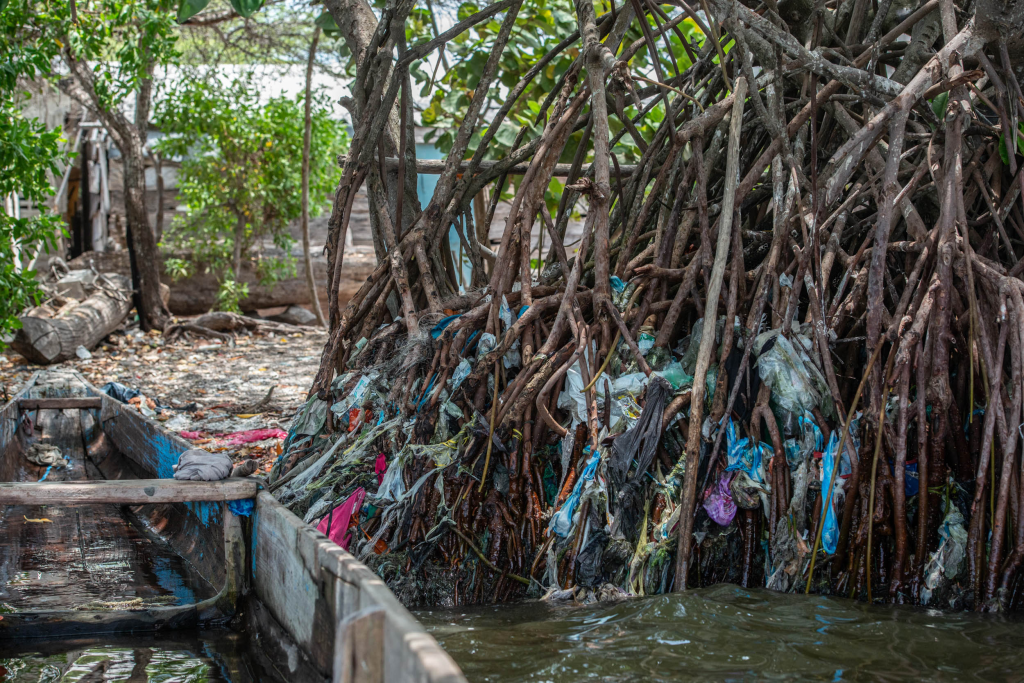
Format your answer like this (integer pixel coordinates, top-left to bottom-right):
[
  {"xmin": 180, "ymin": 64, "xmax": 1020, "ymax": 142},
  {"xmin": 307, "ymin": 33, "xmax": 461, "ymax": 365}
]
[
  {"xmin": 153, "ymin": 152, "xmax": 165, "ymax": 243},
  {"xmin": 302, "ymin": 27, "xmax": 326, "ymax": 327},
  {"xmin": 233, "ymin": 212, "xmax": 245, "ymax": 282},
  {"xmin": 122, "ymin": 130, "xmax": 170, "ymax": 332}
]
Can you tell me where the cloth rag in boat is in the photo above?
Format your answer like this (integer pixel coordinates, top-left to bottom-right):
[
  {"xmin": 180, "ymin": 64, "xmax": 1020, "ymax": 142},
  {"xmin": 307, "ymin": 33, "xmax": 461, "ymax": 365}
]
[
  {"xmin": 173, "ymin": 448, "xmax": 234, "ymax": 481},
  {"xmin": 26, "ymin": 443, "xmax": 69, "ymax": 468}
]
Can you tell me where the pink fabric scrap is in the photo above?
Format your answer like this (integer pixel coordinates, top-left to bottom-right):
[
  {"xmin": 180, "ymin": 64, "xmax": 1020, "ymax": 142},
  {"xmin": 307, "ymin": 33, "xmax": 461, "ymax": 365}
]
[
  {"xmin": 317, "ymin": 487, "xmax": 367, "ymax": 550},
  {"xmin": 375, "ymin": 453, "xmax": 387, "ymax": 485},
  {"xmin": 703, "ymin": 472, "xmax": 737, "ymax": 526},
  {"xmin": 219, "ymin": 428, "xmax": 288, "ymax": 445}
]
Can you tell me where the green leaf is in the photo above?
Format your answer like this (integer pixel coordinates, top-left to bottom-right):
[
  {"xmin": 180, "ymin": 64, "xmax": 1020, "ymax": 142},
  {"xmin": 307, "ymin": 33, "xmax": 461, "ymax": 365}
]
[
  {"xmin": 493, "ymin": 122, "xmax": 518, "ymax": 148},
  {"xmin": 229, "ymin": 0, "xmax": 263, "ymax": 17},
  {"xmin": 177, "ymin": 0, "xmax": 210, "ymax": 23},
  {"xmin": 315, "ymin": 10, "xmax": 339, "ymax": 32},
  {"xmin": 0, "ymin": 0, "xmax": 9, "ymax": 13},
  {"xmin": 930, "ymin": 91, "xmax": 948, "ymax": 120},
  {"xmin": 998, "ymin": 125, "xmax": 1024, "ymax": 165}
]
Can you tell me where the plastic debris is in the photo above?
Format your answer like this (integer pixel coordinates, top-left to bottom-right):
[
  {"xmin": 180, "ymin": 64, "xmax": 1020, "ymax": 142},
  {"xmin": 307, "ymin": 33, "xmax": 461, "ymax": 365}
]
[
  {"xmin": 703, "ymin": 472, "xmax": 737, "ymax": 525},
  {"xmin": 549, "ymin": 446, "xmax": 601, "ymax": 537},
  {"xmin": 754, "ymin": 328, "xmax": 832, "ymax": 427},
  {"xmin": 819, "ymin": 432, "xmax": 843, "ymax": 554},
  {"xmin": 921, "ymin": 505, "xmax": 968, "ymax": 606},
  {"xmin": 219, "ymin": 428, "xmax": 288, "ymax": 445},
  {"xmin": 317, "ymin": 487, "xmax": 367, "ymax": 550},
  {"xmin": 228, "ymin": 498, "xmax": 255, "ymax": 516}
]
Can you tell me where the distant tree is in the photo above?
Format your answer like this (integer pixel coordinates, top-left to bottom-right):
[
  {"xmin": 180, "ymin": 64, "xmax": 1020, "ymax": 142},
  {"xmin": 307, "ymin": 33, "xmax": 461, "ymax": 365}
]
[
  {"xmin": 23, "ymin": 0, "xmax": 182, "ymax": 331},
  {"xmin": 153, "ymin": 71, "xmax": 348, "ymax": 312}
]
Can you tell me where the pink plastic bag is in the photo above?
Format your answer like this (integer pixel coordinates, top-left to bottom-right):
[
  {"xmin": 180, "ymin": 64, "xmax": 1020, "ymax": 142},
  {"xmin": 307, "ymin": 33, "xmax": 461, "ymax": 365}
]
[
  {"xmin": 375, "ymin": 453, "xmax": 387, "ymax": 485},
  {"xmin": 317, "ymin": 487, "xmax": 366, "ymax": 550},
  {"xmin": 703, "ymin": 472, "xmax": 737, "ymax": 526}
]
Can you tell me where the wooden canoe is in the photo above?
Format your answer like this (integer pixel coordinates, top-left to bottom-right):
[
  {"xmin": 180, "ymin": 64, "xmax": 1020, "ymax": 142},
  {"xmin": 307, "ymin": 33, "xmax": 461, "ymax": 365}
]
[{"xmin": 0, "ymin": 369, "xmax": 465, "ymax": 683}]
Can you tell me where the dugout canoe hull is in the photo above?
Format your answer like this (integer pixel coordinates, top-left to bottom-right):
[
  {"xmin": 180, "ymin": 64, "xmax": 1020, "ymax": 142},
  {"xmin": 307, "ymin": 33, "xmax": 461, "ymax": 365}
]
[{"xmin": 0, "ymin": 370, "xmax": 465, "ymax": 683}]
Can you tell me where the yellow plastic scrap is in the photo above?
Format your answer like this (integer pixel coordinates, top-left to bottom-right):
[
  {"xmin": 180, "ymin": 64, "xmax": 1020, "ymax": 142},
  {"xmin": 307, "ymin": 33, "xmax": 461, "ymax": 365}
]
[{"xmin": 23, "ymin": 516, "xmax": 52, "ymax": 523}]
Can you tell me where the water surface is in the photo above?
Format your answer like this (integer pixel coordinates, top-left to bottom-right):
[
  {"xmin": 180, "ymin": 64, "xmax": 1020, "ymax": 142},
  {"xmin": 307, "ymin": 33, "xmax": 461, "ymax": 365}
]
[
  {"xmin": 418, "ymin": 584, "xmax": 1024, "ymax": 682},
  {"xmin": 0, "ymin": 631, "xmax": 284, "ymax": 682}
]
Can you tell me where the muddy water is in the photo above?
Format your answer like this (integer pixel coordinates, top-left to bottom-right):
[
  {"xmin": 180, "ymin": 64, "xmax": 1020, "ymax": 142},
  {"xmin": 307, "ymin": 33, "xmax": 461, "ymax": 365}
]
[
  {"xmin": 0, "ymin": 631, "xmax": 285, "ymax": 682},
  {"xmin": 419, "ymin": 584, "xmax": 1024, "ymax": 682}
]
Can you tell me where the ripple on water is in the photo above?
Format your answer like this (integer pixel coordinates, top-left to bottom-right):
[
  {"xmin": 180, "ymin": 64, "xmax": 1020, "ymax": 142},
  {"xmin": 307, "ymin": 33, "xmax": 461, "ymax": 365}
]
[{"xmin": 416, "ymin": 584, "xmax": 1024, "ymax": 682}]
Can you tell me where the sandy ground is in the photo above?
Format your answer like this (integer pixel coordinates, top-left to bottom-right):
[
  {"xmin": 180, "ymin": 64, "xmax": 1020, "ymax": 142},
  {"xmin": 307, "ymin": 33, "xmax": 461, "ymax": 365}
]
[{"xmin": 0, "ymin": 327, "xmax": 327, "ymax": 473}]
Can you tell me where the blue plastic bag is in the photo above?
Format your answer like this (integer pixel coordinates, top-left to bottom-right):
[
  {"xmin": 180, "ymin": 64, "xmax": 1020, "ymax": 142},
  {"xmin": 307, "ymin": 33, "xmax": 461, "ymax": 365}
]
[
  {"xmin": 549, "ymin": 447, "xmax": 600, "ymax": 537},
  {"xmin": 820, "ymin": 431, "xmax": 841, "ymax": 554},
  {"xmin": 724, "ymin": 417, "xmax": 771, "ymax": 484},
  {"xmin": 228, "ymin": 498, "xmax": 255, "ymax": 517}
]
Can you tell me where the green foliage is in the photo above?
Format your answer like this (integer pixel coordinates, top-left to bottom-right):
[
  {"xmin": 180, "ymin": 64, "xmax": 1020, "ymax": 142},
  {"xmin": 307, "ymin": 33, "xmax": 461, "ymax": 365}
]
[
  {"xmin": 227, "ymin": 0, "xmax": 263, "ymax": 19},
  {"xmin": 216, "ymin": 276, "xmax": 249, "ymax": 313},
  {"xmin": 153, "ymin": 71, "xmax": 348, "ymax": 310},
  {"xmin": 163, "ymin": 257, "xmax": 193, "ymax": 282},
  {"xmin": 0, "ymin": 0, "xmax": 69, "ymax": 344},
  {"xmin": 0, "ymin": 105, "xmax": 67, "ymax": 342},
  {"xmin": 25, "ymin": 0, "xmax": 180, "ymax": 113},
  {"xmin": 177, "ymin": 0, "xmax": 210, "ymax": 23}
]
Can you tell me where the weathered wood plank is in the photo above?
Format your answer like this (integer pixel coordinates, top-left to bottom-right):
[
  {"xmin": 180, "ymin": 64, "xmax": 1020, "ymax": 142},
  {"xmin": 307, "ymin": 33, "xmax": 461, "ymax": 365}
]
[
  {"xmin": 18, "ymin": 397, "xmax": 103, "ymax": 410},
  {"xmin": 253, "ymin": 493, "xmax": 466, "ymax": 683},
  {"xmin": 0, "ymin": 478, "xmax": 259, "ymax": 505},
  {"xmin": 334, "ymin": 606, "xmax": 385, "ymax": 683}
]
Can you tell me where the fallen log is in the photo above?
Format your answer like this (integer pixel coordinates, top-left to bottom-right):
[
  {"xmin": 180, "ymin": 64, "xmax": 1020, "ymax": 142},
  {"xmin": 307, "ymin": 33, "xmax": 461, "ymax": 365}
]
[{"xmin": 10, "ymin": 274, "xmax": 132, "ymax": 365}]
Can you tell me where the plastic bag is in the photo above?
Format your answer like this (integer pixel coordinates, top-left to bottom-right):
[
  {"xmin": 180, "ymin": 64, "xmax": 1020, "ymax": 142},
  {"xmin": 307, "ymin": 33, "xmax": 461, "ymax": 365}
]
[
  {"xmin": 291, "ymin": 395, "xmax": 328, "ymax": 436},
  {"xmin": 703, "ymin": 472, "xmax": 737, "ymax": 525},
  {"xmin": 730, "ymin": 471, "xmax": 770, "ymax": 514},
  {"xmin": 331, "ymin": 372, "xmax": 376, "ymax": 415},
  {"xmin": 679, "ymin": 318, "xmax": 704, "ymax": 374},
  {"xmin": 228, "ymin": 499, "xmax": 255, "ymax": 517},
  {"xmin": 921, "ymin": 505, "xmax": 967, "ymax": 605},
  {"xmin": 754, "ymin": 330, "xmax": 831, "ymax": 427},
  {"xmin": 724, "ymin": 418, "xmax": 770, "ymax": 483},
  {"xmin": 549, "ymin": 446, "xmax": 601, "ymax": 537},
  {"xmin": 785, "ymin": 413, "xmax": 823, "ymax": 470},
  {"xmin": 477, "ymin": 332, "xmax": 496, "ymax": 357},
  {"xmin": 820, "ymin": 431, "xmax": 844, "ymax": 554},
  {"xmin": 499, "ymin": 295, "xmax": 514, "ymax": 330},
  {"xmin": 317, "ymin": 487, "xmax": 366, "ymax": 550},
  {"xmin": 656, "ymin": 360, "xmax": 693, "ymax": 391},
  {"xmin": 450, "ymin": 358, "xmax": 472, "ymax": 392},
  {"xmin": 637, "ymin": 329, "xmax": 655, "ymax": 355}
]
